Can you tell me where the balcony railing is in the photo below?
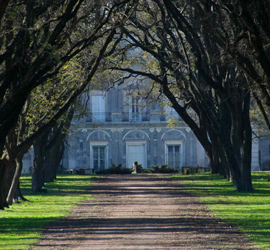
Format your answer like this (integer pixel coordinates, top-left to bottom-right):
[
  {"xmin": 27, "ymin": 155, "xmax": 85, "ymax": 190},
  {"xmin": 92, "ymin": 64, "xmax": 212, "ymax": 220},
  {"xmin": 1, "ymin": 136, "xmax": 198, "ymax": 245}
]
[
  {"xmin": 86, "ymin": 112, "xmax": 112, "ymax": 122},
  {"xmin": 83, "ymin": 111, "xmax": 178, "ymax": 123}
]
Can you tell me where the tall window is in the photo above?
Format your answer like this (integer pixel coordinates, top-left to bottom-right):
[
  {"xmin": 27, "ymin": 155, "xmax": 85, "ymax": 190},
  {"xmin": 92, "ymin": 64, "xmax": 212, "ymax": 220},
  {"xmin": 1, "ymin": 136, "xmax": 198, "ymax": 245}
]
[
  {"xmin": 93, "ymin": 146, "xmax": 106, "ymax": 170},
  {"xmin": 168, "ymin": 145, "xmax": 181, "ymax": 169},
  {"xmin": 92, "ymin": 95, "xmax": 106, "ymax": 121},
  {"xmin": 130, "ymin": 96, "xmax": 141, "ymax": 121}
]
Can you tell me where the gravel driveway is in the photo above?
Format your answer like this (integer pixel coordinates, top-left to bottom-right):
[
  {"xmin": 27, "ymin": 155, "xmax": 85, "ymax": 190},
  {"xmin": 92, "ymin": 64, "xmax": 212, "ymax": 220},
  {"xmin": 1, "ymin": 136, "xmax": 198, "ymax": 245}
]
[{"xmin": 31, "ymin": 174, "xmax": 260, "ymax": 250}]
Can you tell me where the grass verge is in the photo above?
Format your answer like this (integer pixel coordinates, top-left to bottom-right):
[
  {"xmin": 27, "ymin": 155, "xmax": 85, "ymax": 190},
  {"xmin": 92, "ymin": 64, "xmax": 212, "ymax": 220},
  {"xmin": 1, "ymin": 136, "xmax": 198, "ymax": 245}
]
[
  {"xmin": 0, "ymin": 175, "xmax": 94, "ymax": 250},
  {"xmin": 172, "ymin": 171, "xmax": 270, "ymax": 249}
]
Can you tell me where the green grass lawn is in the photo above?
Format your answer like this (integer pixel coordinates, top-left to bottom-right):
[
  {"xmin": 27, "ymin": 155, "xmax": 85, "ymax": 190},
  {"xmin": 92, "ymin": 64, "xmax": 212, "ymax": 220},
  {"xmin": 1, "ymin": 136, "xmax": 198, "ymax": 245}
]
[
  {"xmin": 0, "ymin": 175, "xmax": 94, "ymax": 250},
  {"xmin": 172, "ymin": 171, "xmax": 270, "ymax": 250}
]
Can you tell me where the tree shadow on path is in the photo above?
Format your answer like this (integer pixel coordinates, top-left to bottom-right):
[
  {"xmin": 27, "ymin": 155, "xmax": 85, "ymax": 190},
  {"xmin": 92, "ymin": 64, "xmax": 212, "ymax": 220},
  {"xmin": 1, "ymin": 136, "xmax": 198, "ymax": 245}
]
[{"xmin": 31, "ymin": 174, "xmax": 261, "ymax": 250}]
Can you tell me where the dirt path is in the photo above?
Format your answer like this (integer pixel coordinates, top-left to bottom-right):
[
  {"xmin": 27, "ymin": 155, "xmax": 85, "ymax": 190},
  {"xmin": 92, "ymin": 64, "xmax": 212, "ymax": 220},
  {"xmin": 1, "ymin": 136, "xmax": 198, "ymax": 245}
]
[{"xmin": 32, "ymin": 174, "xmax": 260, "ymax": 250}]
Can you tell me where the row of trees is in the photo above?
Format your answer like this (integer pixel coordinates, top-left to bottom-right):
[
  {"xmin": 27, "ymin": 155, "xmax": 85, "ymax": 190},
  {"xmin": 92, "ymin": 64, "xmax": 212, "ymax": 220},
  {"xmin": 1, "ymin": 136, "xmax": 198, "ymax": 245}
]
[
  {"xmin": 111, "ymin": 0, "xmax": 270, "ymax": 191},
  {"xmin": 1, "ymin": 0, "xmax": 270, "ymax": 209},
  {"xmin": 110, "ymin": 0, "xmax": 252, "ymax": 191},
  {"xmin": 0, "ymin": 0, "xmax": 137, "ymax": 209}
]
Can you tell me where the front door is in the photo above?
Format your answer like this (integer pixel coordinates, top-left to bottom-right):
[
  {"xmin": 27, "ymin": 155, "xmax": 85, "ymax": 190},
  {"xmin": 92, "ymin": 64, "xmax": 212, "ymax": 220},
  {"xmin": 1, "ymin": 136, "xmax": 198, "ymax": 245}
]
[{"xmin": 127, "ymin": 144, "xmax": 146, "ymax": 168}]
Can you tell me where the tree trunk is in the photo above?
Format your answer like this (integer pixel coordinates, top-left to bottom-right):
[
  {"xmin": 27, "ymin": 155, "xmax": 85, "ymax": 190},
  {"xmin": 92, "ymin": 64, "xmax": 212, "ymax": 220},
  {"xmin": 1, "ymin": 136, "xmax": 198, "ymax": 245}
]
[
  {"xmin": 208, "ymin": 132, "xmax": 222, "ymax": 174},
  {"xmin": 0, "ymin": 161, "xmax": 8, "ymax": 209},
  {"xmin": 218, "ymin": 91, "xmax": 253, "ymax": 192},
  {"xmin": 239, "ymin": 92, "xmax": 253, "ymax": 192},
  {"xmin": 32, "ymin": 158, "xmax": 44, "ymax": 193},
  {"xmin": 32, "ymin": 138, "xmax": 46, "ymax": 193},
  {"xmin": 44, "ymin": 141, "xmax": 65, "ymax": 183},
  {"xmin": 0, "ymin": 159, "xmax": 16, "ymax": 209},
  {"xmin": 34, "ymin": 107, "xmax": 74, "ymax": 186},
  {"xmin": 6, "ymin": 156, "xmax": 23, "ymax": 205},
  {"xmin": 13, "ymin": 181, "xmax": 28, "ymax": 202}
]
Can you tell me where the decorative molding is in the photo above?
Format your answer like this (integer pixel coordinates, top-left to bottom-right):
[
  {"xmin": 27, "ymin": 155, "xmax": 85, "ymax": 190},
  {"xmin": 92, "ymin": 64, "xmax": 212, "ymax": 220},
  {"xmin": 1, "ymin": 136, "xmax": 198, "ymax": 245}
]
[
  {"xmin": 161, "ymin": 129, "xmax": 186, "ymax": 140},
  {"xmin": 111, "ymin": 128, "xmax": 124, "ymax": 133},
  {"xmin": 123, "ymin": 130, "xmax": 150, "ymax": 141}
]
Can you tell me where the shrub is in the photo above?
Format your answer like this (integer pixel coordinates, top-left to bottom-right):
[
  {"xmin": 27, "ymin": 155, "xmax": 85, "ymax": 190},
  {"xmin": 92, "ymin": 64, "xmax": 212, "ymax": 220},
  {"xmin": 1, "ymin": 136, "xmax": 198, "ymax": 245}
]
[
  {"xmin": 181, "ymin": 166, "xmax": 209, "ymax": 175},
  {"xmin": 136, "ymin": 163, "xmax": 143, "ymax": 173},
  {"xmin": 95, "ymin": 163, "xmax": 132, "ymax": 174},
  {"xmin": 142, "ymin": 168, "xmax": 152, "ymax": 173},
  {"xmin": 262, "ymin": 161, "xmax": 270, "ymax": 171},
  {"xmin": 150, "ymin": 165, "xmax": 179, "ymax": 173},
  {"xmin": 95, "ymin": 164, "xmax": 179, "ymax": 174}
]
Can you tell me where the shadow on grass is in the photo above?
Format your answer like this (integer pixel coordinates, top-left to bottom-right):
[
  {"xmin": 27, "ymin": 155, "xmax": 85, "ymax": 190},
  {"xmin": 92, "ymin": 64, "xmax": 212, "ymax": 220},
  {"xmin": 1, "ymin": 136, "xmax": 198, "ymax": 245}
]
[
  {"xmin": 0, "ymin": 217, "xmax": 60, "ymax": 234},
  {"xmin": 19, "ymin": 175, "xmax": 97, "ymax": 197},
  {"xmin": 171, "ymin": 172, "xmax": 270, "ymax": 196},
  {"xmin": 171, "ymin": 172, "xmax": 270, "ymax": 249}
]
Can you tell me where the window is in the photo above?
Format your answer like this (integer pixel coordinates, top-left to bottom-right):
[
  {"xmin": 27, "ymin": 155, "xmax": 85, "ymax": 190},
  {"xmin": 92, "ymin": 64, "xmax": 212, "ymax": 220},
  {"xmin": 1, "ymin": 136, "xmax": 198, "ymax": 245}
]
[
  {"xmin": 130, "ymin": 96, "xmax": 141, "ymax": 121},
  {"xmin": 167, "ymin": 145, "xmax": 181, "ymax": 169},
  {"xmin": 92, "ymin": 95, "xmax": 106, "ymax": 121},
  {"xmin": 93, "ymin": 146, "xmax": 106, "ymax": 170},
  {"xmin": 132, "ymin": 96, "xmax": 139, "ymax": 114}
]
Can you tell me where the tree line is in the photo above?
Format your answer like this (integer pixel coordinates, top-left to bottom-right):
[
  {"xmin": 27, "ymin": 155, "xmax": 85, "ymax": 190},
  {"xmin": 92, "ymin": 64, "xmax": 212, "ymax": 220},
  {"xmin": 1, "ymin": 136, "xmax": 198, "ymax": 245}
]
[{"xmin": 0, "ymin": 0, "xmax": 270, "ymax": 209}]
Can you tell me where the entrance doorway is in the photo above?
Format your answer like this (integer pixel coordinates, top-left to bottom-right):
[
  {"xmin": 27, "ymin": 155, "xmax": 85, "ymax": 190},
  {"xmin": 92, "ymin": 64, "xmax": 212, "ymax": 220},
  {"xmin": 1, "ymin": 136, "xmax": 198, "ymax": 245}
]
[{"xmin": 126, "ymin": 142, "xmax": 146, "ymax": 168}]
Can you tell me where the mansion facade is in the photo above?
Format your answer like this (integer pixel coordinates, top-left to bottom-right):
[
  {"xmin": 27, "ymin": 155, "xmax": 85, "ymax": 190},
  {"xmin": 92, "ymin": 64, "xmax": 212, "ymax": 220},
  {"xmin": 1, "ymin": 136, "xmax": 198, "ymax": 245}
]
[
  {"xmin": 22, "ymin": 85, "xmax": 261, "ymax": 173},
  {"xmin": 64, "ymin": 86, "xmax": 209, "ymax": 172}
]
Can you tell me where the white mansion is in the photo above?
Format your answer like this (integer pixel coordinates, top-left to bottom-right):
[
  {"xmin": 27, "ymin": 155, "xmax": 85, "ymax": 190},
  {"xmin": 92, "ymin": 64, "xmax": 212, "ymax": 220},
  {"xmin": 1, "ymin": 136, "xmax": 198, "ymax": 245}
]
[
  {"xmin": 62, "ymin": 84, "xmax": 260, "ymax": 172},
  {"xmin": 22, "ymin": 84, "xmax": 261, "ymax": 173}
]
